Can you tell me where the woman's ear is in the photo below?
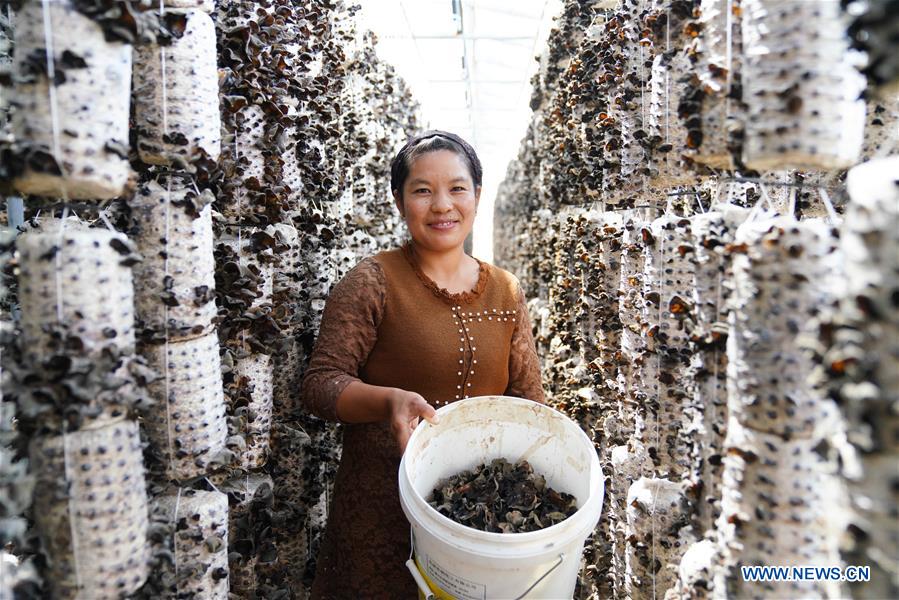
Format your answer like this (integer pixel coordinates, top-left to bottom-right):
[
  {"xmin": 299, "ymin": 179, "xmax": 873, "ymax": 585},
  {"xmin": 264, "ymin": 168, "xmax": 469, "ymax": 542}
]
[
  {"xmin": 393, "ymin": 190, "xmax": 404, "ymax": 217},
  {"xmin": 474, "ymin": 186, "xmax": 481, "ymax": 212}
]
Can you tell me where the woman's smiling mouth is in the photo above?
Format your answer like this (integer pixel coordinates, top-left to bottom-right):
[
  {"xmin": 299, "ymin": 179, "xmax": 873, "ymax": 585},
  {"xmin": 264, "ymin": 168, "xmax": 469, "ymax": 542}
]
[{"xmin": 428, "ymin": 220, "xmax": 458, "ymax": 230}]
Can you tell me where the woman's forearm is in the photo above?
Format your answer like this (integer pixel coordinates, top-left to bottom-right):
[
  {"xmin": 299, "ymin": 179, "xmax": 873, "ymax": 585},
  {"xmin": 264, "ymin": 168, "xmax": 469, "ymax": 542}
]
[
  {"xmin": 335, "ymin": 382, "xmax": 438, "ymax": 454},
  {"xmin": 335, "ymin": 380, "xmax": 395, "ymax": 423}
]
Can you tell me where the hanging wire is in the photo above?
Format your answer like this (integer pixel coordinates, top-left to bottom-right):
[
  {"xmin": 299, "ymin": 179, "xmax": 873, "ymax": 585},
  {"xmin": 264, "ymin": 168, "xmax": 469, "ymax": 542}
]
[
  {"xmin": 157, "ymin": 0, "xmax": 177, "ymax": 482},
  {"xmin": 163, "ymin": 176, "xmax": 175, "ymax": 479},
  {"xmin": 171, "ymin": 486, "xmax": 183, "ymax": 579},
  {"xmin": 53, "ymin": 205, "xmax": 69, "ymax": 325},
  {"xmin": 649, "ymin": 221, "xmax": 665, "ymax": 600},
  {"xmin": 234, "ymin": 110, "xmax": 243, "ymax": 254},
  {"xmin": 97, "ymin": 208, "xmax": 117, "ymax": 232},
  {"xmin": 745, "ymin": 182, "xmax": 774, "ymax": 223},
  {"xmin": 39, "ymin": 0, "xmax": 72, "ymax": 326},
  {"xmin": 39, "ymin": 0, "xmax": 68, "ymax": 203},
  {"xmin": 61, "ymin": 429, "xmax": 83, "ymax": 594},
  {"xmin": 696, "ymin": 192, "xmax": 707, "ymax": 214},
  {"xmin": 38, "ymin": 4, "xmax": 84, "ymax": 587},
  {"xmin": 203, "ymin": 476, "xmax": 224, "ymax": 495},
  {"xmin": 724, "ymin": 0, "xmax": 734, "ymax": 123},
  {"xmin": 640, "ymin": 42, "xmax": 647, "ymax": 131},
  {"xmin": 818, "ymin": 188, "xmax": 840, "ymax": 224},
  {"xmin": 664, "ymin": 9, "xmax": 671, "ymax": 150}
]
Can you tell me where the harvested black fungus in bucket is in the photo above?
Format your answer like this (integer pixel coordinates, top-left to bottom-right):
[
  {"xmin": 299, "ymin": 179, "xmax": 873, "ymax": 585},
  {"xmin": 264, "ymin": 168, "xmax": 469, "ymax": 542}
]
[{"xmin": 427, "ymin": 458, "xmax": 578, "ymax": 533}]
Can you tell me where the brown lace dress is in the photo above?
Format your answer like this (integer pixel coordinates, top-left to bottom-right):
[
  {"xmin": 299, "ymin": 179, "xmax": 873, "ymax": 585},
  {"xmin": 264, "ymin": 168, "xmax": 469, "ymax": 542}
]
[{"xmin": 301, "ymin": 244, "xmax": 545, "ymax": 599}]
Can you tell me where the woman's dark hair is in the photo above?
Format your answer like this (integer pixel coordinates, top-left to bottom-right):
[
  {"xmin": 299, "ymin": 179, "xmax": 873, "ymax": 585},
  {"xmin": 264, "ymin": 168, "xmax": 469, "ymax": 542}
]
[{"xmin": 390, "ymin": 130, "xmax": 483, "ymax": 198}]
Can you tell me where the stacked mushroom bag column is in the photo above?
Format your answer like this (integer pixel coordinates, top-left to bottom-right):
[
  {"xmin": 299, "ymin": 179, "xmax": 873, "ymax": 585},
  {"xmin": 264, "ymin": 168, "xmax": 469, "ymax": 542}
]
[
  {"xmin": 684, "ymin": 0, "xmax": 746, "ymax": 169},
  {"xmin": 820, "ymin": 158, "xmax": 898, "ymax": 598},
  {"xmin": 617, "ymin": 214, "xmax": 651, "ymax": 436},
  {"xmin": 220, "ymin": 474, "xmax": 273, "ymax": 597},
  {"xmin": 209, "ymin": 2, "xmax": 420, "ymax": 592},
  {"xmin": 214, "ymin": 227, "xmax": 277, "ymax": 472},
  {"xmin": 132, "ymin": 7, "xmax": 220, "ymax": 166},
  {"xmin": 687, "ymin": 204, "xmax": 747, "ymax": 530},
  {"xmin": 263, "ymin": 222, "xmax": 304, "ymax": 585},
  {"xmin": 595, "ymin": 212, "xmax": 625, "ymax": 430},
  {"xmin": 213, "ymin": 2, "xmax": 320, "ymax": 593},
  {"xmin": 17, "ymin": 221, "xmax": 137, "ymax": 364},
  {"xmin": 587, "ymin": 222, "xmax": 630, "ymax": 597},
  {"xmin": 267, "ymin": 222, "xmax": 302, "ymax": 424},
  {"xmin": 655, "ymin": 199, "xmax": 750, "ymax": 600},
  {"xmin": 625, "ymin": 476, "xmax": 692, "ymax": 597},
  {"xmin": 130, "ymin": 176, "xmax": 217, "ymax": 342},
  {"xmin": 622, "ymin": 214, "xmax": 700, "ymax": 598},
  {"xmin": 6, "ymin": 0, "xmax": 133, "ymax": 199},
  {"xmin": 716, "ymin": 217, "xmax": 844, "ymax": 599},
  {"xmin": 213, "ymin": 0, "xmax": 294, "ymax": 484},
  {"xmin": 129, "ymin": 0, "xmax": 228, "ymax": 489},
  {"xmin": 216, "ymin": 9, "xmax": 345, "ymax": 593},
  {"xmin": 645, "ymin": 0, "xmax": 704, "ymax": 187},
  {"xmin": 30, "ymin": 418, "xmax": 150, "ymax": 598},
  {"xmin": 148, "ymin": 489, "xmax": 229, "ymax": 599},
  {"xmin": 14, "ymin": 221, "xmax": 151, "ymax": 599},
  {"xmin": 140, "ymin": 331, "xmax": 229, "ymax": 481},
  {"xmin": 571, "ymin": 213, "xmax": 606, "ymax": 383},
  {"xmin": 637, "ymin": 214, "xmax": 699, "ymax": 482},
  {"xmin": 607, "ymin": 213, "xmax": 654, "ymax": 597},
  {"xmin": 741, "ymin": 0, "xmax": 866, "ymax": 171},
  {"xmin": 550, "ymin": 217, "xmax": 576, "ymax": 387},
  {"xmin": 0, "ymin": 227, "xmax": 39, "ymax": 599},
  {"xmin": 605, "ymin": 0, "xmax": 649, "ymax": 205},
  {"xmin": 553, "ymin": 213, "xmax": 619, "ymax": 593}
]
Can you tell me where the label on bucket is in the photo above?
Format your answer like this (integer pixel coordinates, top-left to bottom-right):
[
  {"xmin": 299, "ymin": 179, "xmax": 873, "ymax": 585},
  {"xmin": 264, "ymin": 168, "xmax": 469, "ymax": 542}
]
[{"xmin": 425, "ymin": 557, "xmax": 486, "ymax": 600}]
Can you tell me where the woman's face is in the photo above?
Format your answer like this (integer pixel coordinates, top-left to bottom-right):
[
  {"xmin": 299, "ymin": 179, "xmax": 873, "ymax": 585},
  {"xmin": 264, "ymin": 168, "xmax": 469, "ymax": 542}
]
[{"xmin": 395, "ymin": 149, "xmax": 480, "ymax": 253}]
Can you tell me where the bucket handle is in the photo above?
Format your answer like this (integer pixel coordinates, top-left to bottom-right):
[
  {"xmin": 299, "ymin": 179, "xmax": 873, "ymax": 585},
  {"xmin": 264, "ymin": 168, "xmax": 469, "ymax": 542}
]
[
  {"xmin": 513, "ymin": 553, "xmax": 565, "ymax": 600},
  {"xmin": 408, "ymin": 528, "xmax": 436, "ymax": 599},
  {"xmin": 407, "ymin": 525, "xmax": 565, "ymax": 600},
  {"xmin": 406, "ymin": 559, "xmax": 436, "ymax": 600}
]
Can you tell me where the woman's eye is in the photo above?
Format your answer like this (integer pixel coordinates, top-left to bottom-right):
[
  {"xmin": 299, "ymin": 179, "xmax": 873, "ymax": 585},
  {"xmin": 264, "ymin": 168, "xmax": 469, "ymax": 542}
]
[
  {"xmin": 414, "ymin": 188, "xmax": 430, "ymax": 194},
  {"xmin": 452, "ymin": 186, "xmax": 466, "ymax": 192}
]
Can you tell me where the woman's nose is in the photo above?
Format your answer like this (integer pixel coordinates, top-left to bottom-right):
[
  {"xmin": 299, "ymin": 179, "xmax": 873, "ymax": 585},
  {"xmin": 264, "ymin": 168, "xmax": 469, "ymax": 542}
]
[{"xmin": 431, "ymin": 191, "xmax": 453, "ymax": 211}]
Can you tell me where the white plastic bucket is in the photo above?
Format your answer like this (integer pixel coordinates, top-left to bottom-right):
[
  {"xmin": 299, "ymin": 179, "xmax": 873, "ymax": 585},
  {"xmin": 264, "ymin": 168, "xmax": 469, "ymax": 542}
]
[{"xmin": 399, "ymin": 396, "xmax": 604, "ymax": 599}]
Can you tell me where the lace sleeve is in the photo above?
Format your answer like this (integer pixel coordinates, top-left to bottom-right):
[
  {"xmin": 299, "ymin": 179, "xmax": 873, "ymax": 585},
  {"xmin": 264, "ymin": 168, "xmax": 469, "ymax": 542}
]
[
  {"xmin": 505, "ymin": 282, "xmax": 545, "ymax": 403},
  {"xmin": 301, "ymin": 257, "xmax": 386, "ymax": 421}
]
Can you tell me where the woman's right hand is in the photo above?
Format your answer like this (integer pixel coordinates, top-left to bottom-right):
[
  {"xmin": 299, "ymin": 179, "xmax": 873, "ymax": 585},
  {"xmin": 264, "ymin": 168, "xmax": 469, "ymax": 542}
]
[{"xmin": 386, "ymin": 388, "xmax": 439, "ymax": 454}]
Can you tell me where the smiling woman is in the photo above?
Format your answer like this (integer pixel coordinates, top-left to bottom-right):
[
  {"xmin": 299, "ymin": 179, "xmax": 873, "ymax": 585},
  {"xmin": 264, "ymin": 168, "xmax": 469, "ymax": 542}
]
[{"xmin": 300, "ymin": 130, "xmax": 546, "ymax": 597}]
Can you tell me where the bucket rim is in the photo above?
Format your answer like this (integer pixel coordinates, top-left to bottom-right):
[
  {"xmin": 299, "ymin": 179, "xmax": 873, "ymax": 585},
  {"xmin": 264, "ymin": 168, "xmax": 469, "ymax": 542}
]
[{"xmin": 399, "ymin": 396, "xmax": 604, "ymax": 545}]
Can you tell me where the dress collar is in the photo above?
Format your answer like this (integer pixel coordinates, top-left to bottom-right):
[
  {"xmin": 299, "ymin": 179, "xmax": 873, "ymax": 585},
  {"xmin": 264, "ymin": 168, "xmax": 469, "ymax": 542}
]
[{"xmin": 401, "ymin": 242, "xmax": 489, "ymax": 305}]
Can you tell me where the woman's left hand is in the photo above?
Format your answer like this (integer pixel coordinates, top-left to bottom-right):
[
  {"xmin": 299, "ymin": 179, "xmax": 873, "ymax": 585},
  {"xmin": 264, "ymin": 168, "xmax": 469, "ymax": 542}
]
[{"xmin": 386, "ymin": 387, "xmax": 439, "ymax": 453}]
